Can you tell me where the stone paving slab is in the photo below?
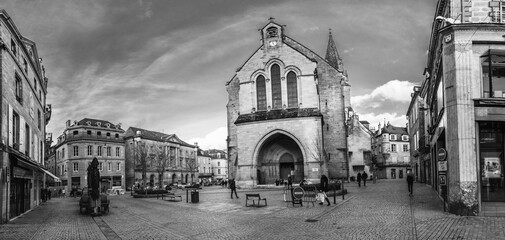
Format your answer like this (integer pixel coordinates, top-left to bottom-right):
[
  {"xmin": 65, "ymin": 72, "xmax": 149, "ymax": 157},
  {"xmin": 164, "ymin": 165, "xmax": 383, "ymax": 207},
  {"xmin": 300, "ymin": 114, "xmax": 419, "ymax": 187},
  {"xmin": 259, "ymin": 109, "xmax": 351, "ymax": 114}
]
[{"xmin": 1, "ymin": 180, "xmax": 505, "ymax": 239}]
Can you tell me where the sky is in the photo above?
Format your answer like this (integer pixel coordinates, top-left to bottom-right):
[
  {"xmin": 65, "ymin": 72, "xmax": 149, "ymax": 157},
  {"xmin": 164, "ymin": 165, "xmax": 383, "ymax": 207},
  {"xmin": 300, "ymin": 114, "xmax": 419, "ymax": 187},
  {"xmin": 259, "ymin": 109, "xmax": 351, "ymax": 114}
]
[{"xmin": 2, "ymin": 0, "xmax": 437, "ymax": 150}]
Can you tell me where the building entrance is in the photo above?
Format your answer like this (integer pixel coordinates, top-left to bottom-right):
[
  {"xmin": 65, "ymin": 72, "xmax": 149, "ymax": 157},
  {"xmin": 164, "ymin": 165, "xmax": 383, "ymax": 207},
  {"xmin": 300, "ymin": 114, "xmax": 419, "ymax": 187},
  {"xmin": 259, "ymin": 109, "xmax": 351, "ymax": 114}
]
[
  {"xmin": 256, "ymin": 133, "xmax": 303, "ymax": 184},
  {"xmin": 479, "ymin": 122, "xmax": 505, "ymax": 202}
]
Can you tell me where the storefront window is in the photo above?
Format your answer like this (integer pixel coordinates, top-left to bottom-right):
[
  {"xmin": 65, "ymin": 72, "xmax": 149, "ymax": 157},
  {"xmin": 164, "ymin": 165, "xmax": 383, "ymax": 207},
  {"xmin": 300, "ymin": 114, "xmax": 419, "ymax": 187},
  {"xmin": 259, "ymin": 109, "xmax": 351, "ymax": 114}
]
[
  {"xmin": 479, "ymin": 122, "xmax": 505, "ymax": 202},
  {"xmin": 481, "ymin": 50, "xmax": 505, "ymax": 98}
]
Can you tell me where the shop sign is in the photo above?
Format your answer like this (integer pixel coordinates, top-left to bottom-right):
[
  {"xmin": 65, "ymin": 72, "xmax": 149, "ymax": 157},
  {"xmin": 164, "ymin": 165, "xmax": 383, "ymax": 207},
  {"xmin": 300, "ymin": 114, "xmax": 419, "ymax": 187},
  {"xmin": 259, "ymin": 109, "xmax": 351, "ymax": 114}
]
[
  {"xmin": 439, "ymin": 174, "xmax": 447, "ymax": 186},
  {"xmin": 312, "ymin": 168, "xmax": 318, "ymax": 172},
  {"xmin": 438, "ymin": 161, "xmax": 447, "ymax": 172},
  {"xmin": 438, "ymin": 148, "xmax": 447, "ymax": 161},
  {"xmin": 13, "ymin": 166, "xmax": 32, "ymax": 179}
]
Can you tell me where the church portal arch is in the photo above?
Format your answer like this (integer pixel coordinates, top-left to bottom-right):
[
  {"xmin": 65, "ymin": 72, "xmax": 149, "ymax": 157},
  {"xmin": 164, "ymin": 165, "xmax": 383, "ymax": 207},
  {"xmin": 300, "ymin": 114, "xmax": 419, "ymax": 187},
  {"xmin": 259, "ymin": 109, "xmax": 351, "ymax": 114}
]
[{"xmin": 253, "ymin": 130, "xmax": 305, "ymax": 184}]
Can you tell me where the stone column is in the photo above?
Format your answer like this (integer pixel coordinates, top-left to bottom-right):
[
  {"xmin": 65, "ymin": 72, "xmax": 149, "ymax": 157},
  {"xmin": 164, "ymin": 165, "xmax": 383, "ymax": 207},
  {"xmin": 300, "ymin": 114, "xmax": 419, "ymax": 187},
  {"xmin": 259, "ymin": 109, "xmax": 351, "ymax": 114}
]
[{"xmin": 444, "ymin": 33, "xmax": 478, "ymax": 215}]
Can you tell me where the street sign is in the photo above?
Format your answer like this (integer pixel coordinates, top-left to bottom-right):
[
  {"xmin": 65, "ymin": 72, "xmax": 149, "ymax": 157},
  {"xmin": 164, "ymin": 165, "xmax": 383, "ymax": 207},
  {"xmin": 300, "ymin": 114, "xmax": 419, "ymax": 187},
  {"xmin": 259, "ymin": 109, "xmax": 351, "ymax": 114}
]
[
  {"xmin": 438, "ymin": 161, "xmax": 447, "ymax": 171},
  {"xmin": 439, "ymin": 175, "xmax": 447, "ymax": 186},
  {"xmin": 292, "ymin": 187, "xmax": 304, "ymax": 200},
  {"xmin": 438, "ymin": 148, "xmax": 447, "ymax": 161}
]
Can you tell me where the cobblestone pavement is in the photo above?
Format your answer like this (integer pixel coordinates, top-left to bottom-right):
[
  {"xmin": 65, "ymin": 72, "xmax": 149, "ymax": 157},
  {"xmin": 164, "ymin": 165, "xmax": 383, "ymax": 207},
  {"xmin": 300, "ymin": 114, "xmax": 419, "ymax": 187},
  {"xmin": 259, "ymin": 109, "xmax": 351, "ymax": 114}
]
[{"xmin": 1, "ymin": 180, "xmax": 505, "ymax": 239}]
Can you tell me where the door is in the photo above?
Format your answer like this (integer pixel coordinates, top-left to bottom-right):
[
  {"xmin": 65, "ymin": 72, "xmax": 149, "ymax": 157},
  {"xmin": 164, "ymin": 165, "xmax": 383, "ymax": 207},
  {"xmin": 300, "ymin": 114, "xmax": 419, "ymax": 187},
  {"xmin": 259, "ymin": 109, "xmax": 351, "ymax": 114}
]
[{"xmin": 280, "ymin": 163, "xmax": 293, "ymax": 180}]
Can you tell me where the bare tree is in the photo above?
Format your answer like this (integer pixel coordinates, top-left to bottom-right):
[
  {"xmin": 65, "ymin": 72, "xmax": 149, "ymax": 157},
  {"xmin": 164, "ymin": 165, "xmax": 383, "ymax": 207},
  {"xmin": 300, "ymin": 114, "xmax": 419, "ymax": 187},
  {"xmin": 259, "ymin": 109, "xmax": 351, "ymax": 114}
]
[
  {"xmin": 310, "ymin": 134, "xmax": 328, "ymax": 175},
  {"xmin": 132, "ymin": 141, "xmax": 150, "ymax": 188},
  {"xmin": 151, "ymin": 142, "xmax": 170, "ymax": 189},
  {"xmin": 186, "ymin": 156, "xmax": 199, "ymax": 183}
]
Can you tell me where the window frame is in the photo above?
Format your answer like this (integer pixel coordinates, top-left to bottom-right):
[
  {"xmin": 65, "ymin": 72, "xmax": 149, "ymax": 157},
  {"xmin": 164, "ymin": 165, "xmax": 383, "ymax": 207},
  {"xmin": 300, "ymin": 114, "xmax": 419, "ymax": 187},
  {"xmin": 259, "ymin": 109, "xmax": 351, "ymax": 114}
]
[
  {"xmin": 73, "ymin": 162, "xmax": 79, "ymax": 172},
  {"xmin": 286, "ymin": 71, "xmax": 298, "ymax": 108}
]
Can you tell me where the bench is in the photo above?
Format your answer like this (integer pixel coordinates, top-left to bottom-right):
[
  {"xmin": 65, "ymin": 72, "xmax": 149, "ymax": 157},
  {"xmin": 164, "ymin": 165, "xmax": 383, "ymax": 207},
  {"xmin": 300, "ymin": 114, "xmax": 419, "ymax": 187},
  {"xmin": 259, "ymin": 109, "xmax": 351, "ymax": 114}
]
[
  {"xmin": 159, "ymin": 193, "xmax": 182, "ymax": 202},
  {"xmin": 245, "ymin": 193, "xmax": 267, "ymax": 207}
]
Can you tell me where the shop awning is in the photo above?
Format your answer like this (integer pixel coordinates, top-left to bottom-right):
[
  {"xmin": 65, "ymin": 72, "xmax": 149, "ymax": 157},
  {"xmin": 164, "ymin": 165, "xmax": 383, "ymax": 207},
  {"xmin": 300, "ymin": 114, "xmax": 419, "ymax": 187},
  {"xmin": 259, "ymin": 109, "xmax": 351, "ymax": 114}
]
[{"xmin": 40, "ymin": 168, "xmax": 61, "ymax": 182}]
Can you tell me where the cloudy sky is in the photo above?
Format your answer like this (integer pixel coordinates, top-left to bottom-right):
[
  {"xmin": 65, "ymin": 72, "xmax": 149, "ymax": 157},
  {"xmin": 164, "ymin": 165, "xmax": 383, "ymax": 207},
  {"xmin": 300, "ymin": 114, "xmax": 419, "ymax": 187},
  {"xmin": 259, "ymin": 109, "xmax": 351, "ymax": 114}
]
[{"xmin": 3, "ymin": 0, "xmax": 437, "ymax": 149}]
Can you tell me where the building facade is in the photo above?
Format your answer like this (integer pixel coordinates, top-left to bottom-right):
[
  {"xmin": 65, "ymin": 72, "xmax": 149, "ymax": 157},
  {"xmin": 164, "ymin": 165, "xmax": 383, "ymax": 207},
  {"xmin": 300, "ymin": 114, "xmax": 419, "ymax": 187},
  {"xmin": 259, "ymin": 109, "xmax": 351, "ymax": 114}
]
[
  {"xmin": 124, "ymin": 127, "xmax": 197, "ymax": 189},
  {"xmin": 226, "ymin": 20, "xmax": 350, "ymax": 187},
  {"xmin": 0, "ymin": 10, "xmax": 54, "ymax": 223},
  {"xmin": 197, "ymin": 148, "xmax": 213, "ymax": 184},
  {"xmin": 372, "ymin": 123, "xmax": 410, "ymax": 180},
  {"xmin": 347, "ymin": 115, "xmax": 373, "ymax": 180},
  {"xmin": 415, "ymin": 0, "xmax": 505, "ymax": 216},
  {"xmin": 53, "ymin": 119, "xmax": 125, "ymax": 194},
  {"xmin": 206, "ymin": 149, "xmax": 227, "ymax": 181}
]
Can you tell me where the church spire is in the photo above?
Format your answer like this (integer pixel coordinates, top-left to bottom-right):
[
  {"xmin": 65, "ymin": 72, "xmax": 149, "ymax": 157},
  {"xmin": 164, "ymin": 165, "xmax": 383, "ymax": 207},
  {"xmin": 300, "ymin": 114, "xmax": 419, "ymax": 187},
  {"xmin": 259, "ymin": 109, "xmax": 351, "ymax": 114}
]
[{"xmin": 325, "ymin": 29, "xmax": 343, "ymax": 72}]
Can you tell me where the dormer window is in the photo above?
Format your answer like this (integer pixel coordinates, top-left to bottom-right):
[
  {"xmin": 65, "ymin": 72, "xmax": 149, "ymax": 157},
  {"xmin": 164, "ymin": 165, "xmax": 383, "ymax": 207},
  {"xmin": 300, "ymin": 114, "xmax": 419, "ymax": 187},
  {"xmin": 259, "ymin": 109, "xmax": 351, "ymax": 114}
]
[
  {"xmin": 402, "ymin": 135, "xmax": 409, "ymax": 141},
  {"xmin": 86, "ymin": 121, "xmax": 91, "ymax": 126},
  {"xmin": 97, "ymin": 122, "xmax": 101, "ymax": 127},
  {"xmin": 105, "ymin": 123, "xmax": 110, "ymax": 128},
  {"xmin": 390, "ymin": 135, "xmax": 397, "ymax": 141}
]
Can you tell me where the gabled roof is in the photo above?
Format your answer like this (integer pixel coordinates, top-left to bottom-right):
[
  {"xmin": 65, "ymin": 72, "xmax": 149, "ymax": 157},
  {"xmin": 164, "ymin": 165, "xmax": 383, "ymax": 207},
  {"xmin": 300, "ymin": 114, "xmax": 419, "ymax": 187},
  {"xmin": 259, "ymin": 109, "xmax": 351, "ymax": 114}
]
[
  {"xmin": 381, "ymin": 124, "xmax": 408, "ymax": 135},
  {"xmin": 125, "ymin": 127, "xmax": 195, "ymax": 148}
]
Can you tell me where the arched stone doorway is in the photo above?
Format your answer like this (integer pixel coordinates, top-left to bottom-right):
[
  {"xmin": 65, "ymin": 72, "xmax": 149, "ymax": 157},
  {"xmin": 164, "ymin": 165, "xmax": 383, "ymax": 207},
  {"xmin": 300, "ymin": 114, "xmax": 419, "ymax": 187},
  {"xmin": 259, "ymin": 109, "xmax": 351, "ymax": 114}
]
[{"xmin": 256, "ymin": 132, "xmax": 304, "ymax": 184}]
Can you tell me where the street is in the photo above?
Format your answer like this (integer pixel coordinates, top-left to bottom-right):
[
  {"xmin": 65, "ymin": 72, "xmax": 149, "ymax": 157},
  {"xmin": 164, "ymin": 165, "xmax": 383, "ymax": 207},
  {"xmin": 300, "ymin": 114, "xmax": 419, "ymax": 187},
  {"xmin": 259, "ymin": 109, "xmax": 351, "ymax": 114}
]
[{"xmin": 1, "ymin": 180, "xmax": 504, "ymax": 240}]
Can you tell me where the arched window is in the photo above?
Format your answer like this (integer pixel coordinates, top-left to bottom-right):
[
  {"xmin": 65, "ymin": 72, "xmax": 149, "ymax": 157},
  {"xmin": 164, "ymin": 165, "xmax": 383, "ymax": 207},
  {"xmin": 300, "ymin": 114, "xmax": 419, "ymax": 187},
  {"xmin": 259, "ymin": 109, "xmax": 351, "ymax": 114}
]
[
  {"xmin": 287, "ymin": 71, "xmax": 298, "ymax": 108},
  {"xmin": 271, "ymin": 64, "xmax": 282, "ymax": 109},
  {"xmin": 256, "ymin": 75, "xmax": 267, "ymax": 111}
]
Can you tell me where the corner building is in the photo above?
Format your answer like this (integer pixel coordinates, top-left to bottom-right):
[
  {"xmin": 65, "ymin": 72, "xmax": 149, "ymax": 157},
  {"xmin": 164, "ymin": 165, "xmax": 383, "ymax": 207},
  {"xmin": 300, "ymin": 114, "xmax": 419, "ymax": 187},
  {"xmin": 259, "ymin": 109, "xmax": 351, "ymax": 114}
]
[
  {"xmin": 227, "ymin": 20, "xmax": 349, "ymax": 187},
  {"xmin": 423, "ymin": 0, "xmax": 505, "ymax": 215},
  {"xmin": 53, "ymin": 119, "xmax": 125, "ymax": 194}
]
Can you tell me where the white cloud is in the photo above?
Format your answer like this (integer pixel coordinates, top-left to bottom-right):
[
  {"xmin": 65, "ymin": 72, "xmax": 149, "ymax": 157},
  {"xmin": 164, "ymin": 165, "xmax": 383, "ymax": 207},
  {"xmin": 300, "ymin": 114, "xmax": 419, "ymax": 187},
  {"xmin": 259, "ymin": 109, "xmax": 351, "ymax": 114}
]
[
  {"xmin": 351, "ymin": 80, "xmax": 415, "ymax": 107},
  {"xmin": 188, "ymin": 127, "xmax": 227, "ymax": 150}
]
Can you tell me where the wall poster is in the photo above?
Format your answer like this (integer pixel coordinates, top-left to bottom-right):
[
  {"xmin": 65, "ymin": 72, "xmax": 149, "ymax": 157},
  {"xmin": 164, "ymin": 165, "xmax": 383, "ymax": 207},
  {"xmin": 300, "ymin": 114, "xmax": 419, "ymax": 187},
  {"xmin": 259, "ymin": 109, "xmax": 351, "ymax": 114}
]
[{"xmin": 484, "ymin": 157, "xmax": 501, "ymax": 178}]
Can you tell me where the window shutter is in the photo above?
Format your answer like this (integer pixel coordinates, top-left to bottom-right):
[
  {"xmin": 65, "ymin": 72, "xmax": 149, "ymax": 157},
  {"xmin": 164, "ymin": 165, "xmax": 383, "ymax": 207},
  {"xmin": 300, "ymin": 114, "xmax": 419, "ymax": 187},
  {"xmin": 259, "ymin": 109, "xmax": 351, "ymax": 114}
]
[
  {"xmin": 8, "ymin": 105, "xmax": 13, "ymax": 147},
  {"xmin": 19, "ymin": 117, "xmax": 25, "ymax": 153}
]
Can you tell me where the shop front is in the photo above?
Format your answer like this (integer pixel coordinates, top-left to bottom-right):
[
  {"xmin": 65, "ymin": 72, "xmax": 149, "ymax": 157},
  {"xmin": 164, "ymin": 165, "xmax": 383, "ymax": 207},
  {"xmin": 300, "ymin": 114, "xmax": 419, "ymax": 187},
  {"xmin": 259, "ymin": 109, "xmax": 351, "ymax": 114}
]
[{"xmin": 479, "ymin": 122, "xmax": 505, "ymax": 203}]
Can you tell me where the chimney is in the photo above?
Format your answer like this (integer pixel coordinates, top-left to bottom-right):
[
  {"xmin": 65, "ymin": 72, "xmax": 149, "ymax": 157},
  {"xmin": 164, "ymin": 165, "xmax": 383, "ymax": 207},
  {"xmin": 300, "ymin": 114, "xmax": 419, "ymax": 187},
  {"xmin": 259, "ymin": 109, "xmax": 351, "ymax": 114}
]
[{"xmin": 66, "ymin": 120, "xmax": 71, "ymax": 128}]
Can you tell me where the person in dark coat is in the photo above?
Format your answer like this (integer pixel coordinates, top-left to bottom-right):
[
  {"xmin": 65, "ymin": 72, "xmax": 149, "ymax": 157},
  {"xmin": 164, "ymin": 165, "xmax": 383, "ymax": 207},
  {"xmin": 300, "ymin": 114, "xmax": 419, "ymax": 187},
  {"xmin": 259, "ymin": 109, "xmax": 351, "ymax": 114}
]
[
  {"xmin": 229, "ymin": 179, "xmax": 239, "ymax": 199},
  {"xmin": 362, "ymin": 171, "xmax": 368, "ymax": 187},
  {"xmin": 319, "ymin": 174, "xmax": 331, "ymax": 206},
  {"xmin": 357, "ymin": 172, "xmax": 362, "ymax": 187},
  {"xmin": 287, "ymin": 175, "xmax": 293, "ymax": 188},
  {"xmin": 407, "ymin": 170, "xmax": 414, "ymax": 196}
]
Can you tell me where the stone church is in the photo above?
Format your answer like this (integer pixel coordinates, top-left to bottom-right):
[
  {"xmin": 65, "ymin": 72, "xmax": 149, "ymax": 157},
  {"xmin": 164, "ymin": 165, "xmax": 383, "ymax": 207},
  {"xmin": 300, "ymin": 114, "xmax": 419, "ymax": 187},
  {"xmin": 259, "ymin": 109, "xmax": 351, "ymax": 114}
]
[{"xmin": 226, "ymin": 20, "xmax": 351, "ymax": 187}]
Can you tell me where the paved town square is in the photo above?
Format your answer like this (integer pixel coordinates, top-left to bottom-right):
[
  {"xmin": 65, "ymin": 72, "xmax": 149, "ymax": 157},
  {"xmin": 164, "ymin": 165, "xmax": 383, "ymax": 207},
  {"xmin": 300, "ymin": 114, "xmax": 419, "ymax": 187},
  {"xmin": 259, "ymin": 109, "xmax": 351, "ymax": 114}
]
[{"xmin": 1, "ymin": 180, "xmax": 504, "ymax": 240}]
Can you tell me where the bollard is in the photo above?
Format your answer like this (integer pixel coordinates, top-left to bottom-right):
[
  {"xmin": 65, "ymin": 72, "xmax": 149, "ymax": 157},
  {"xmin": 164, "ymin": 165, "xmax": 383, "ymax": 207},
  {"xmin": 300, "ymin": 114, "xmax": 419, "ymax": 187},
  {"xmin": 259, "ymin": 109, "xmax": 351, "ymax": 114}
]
[{"xmin": 342, "ymin": 180, "xmax": 345, "ymax": 200}]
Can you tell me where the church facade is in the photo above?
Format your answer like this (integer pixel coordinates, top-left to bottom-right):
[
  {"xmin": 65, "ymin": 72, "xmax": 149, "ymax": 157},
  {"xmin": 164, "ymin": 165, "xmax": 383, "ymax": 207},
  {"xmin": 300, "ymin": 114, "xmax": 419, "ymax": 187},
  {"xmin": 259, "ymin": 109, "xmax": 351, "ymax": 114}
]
[{"xmin": 226, "ymin": 20, "xmax": 351, "ymax": 187}]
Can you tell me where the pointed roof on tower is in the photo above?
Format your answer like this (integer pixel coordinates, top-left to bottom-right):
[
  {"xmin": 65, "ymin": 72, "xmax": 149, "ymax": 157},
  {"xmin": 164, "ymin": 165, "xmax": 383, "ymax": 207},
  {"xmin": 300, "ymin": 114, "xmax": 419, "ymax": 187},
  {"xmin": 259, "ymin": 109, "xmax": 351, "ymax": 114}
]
[{"xmin": 325, "ymin": 29, "xmax": 343, "ymax": 72}]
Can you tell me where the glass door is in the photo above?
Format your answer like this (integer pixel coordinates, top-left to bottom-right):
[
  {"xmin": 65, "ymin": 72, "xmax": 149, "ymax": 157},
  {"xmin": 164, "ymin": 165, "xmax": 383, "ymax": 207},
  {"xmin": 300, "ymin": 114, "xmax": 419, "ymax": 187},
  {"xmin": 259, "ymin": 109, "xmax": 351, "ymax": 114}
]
[{"xmin": 479, "ymin": 122, "xmax": 505, "ymax": 202}]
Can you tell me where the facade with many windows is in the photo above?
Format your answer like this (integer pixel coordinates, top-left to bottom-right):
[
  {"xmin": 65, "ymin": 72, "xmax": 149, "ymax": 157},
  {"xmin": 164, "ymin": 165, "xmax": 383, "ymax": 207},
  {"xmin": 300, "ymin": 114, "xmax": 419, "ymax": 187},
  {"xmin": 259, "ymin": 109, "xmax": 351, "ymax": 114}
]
[
  {"xmin": 0, "ymin": 10, "xmax": 54, "ymax": 223},
  {"xmin": 206, "ymin": 149, "xmax": 227, "ymax": 181},
  {"xmin": 197, "ymin": 148, "xmax": 213, "ymax": 184},
  {"xmin": 372, "ymin": 123, "xmax": 410, "ymax": 180},
  {"xmin": 124, "ymin": 127, "xmax": 197, "ymax": 189},
  {"xmin": 53, "ymin": 119, "xmax": 125, "ymax": 194}
]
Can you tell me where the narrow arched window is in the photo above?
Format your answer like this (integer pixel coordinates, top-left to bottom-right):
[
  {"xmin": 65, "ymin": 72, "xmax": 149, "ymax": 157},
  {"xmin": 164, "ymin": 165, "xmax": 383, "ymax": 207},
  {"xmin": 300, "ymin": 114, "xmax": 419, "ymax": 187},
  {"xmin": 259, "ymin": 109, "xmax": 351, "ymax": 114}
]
[
  {"xmin": 256, "ymin": 75, "xmax": 267, "ymax": 111},
  {"xmin": 287, "ymin": 71, "xmax": 298, "ymax": 108},
  {"xmin": 271, "ymin": 64, "xmax": 282, "ymax": 109}
]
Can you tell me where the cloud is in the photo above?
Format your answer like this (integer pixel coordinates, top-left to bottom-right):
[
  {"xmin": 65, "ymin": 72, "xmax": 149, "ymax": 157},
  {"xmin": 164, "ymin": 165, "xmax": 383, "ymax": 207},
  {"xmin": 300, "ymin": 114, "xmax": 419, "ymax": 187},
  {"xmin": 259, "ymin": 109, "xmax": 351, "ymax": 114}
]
[
  {"xmin": 188, "ymin": 127, "xmax": 227, "ymax": 150},
  {"xmin": 351, "ymin": 80, "xmax": 415, "ymax": 107}
]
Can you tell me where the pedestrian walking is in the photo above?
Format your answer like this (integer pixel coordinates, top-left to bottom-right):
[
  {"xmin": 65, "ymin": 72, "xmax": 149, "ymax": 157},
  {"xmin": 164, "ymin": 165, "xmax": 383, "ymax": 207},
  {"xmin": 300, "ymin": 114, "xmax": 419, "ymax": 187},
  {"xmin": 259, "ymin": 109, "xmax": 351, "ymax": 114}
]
[
  {"xmin": 362, "ymin": 171, "xmax": 368, "ymax": 187},
  {"xmin": 407, "ymin": 170, "xmax": 414, "ymax": 196},
  {"xmin": 287, "ymin": 175, "xmax": 293, "ymax": 189},
  {"xmin": 357, "ymin": 172, "xmax": 362, "ymax": 187},
  {"xmin": 229, "ymin": 178, "xmax": 239, "ymax": 199},
  {"xmin": 319, "ymin": 174, "xmax": 331, "ymax": 206}
]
